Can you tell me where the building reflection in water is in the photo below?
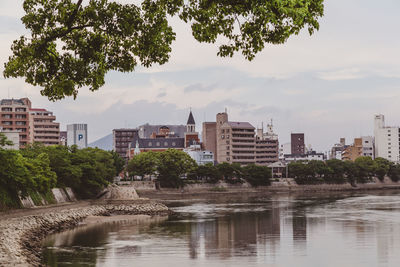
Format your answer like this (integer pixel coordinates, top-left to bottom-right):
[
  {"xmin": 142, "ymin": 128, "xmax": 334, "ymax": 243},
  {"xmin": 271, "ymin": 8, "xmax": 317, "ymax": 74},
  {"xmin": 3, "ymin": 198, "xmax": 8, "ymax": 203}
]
[{"xmin": 187, "ymin": 200, "xmax": 282, "ymax": 260}]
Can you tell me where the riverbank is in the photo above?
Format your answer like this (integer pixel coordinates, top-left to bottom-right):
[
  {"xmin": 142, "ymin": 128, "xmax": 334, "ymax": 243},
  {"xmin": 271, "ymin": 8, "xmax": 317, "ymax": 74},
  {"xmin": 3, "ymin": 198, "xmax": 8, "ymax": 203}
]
[
  {"xmin": 0, "ymin": 201, "xmax": 169, "ymax": 267},
  {"xmin": 138, "ymin": 180, "xmax": 400, "ymax": 201}
]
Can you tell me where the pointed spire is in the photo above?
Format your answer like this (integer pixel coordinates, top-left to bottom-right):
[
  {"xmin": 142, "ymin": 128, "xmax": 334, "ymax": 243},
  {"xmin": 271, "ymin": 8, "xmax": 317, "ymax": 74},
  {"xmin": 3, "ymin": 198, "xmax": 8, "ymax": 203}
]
[{"xmin": 187, "ymin": 110, "xmax": 195, "ymax": 125}]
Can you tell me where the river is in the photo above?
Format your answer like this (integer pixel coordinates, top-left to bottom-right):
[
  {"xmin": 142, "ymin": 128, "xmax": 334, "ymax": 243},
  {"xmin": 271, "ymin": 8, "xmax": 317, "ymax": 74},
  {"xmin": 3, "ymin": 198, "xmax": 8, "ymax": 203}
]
[{"xmin": 42, "ymin": 191, "xmax": 400, "ymax": 266}]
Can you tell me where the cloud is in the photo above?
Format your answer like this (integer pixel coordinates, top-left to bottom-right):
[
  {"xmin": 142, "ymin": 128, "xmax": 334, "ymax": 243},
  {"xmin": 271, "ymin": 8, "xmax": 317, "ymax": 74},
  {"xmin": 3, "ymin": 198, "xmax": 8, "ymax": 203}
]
[
  {"xmin": 318, "ymin": 68, "xmax": 366, "ymax": 81},
  {"xmin": 184, "ymin": 83, "xmax": 217, "ymax": 93}
]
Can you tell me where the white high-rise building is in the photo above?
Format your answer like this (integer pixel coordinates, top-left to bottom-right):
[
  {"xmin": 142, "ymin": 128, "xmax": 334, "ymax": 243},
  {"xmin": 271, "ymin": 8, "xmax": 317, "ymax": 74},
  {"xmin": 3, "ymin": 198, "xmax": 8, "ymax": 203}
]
[
  {"xmin": 67, "ymin": 124, "xmax": 88, "ymax": 149},
  {"xmin": 374, "ymin": 114, "xmax": 399, "ymax": 162}
]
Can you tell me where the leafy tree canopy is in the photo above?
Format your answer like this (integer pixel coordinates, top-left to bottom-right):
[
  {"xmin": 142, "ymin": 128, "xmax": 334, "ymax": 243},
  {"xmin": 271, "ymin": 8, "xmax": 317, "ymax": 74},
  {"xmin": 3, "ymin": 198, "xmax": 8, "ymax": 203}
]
[{"xmin": 4, "ymin": 0, "xmax": 324, "ymax": 100}]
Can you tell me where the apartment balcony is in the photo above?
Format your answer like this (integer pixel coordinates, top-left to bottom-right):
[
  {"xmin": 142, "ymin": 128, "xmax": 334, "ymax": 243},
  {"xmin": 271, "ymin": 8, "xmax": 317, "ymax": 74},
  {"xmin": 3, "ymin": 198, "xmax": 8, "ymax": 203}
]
[
  {"xmin": 232, "ymin": 158, "xmax": 255, "ymax": 164},
  {"xmin": 230, "ymin": 147, "xmax": 255, "ymax": 151},
  {"xmin": 33, "ymin": 115, "xmax": 56, "ymax": 120}
]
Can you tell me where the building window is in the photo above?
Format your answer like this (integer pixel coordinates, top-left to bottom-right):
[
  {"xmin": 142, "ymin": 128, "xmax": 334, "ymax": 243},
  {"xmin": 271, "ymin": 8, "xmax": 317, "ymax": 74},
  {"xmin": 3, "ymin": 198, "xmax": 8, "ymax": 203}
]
[
  {"xmin": 148, "ymin": 142, "xmax": 152, "ymax": 146},
  {"xmin": 222, "ymin": 129, "xmax": 225, "ymax": 133},
  {"xmin": 172, "ymin": 142, "xmax": 176, "ymax": 146},
  {"xmin": 226, "ymin": 157, "xmax": 230, "ymax": 161},
  {"xmin": 226, "ymin": 135, "xmax": 230, "ymax": 139},
  {"xmin": 164, "ymin": 142, "xmax": 168, "ymax": 147},
  {"xmin": 226, "ymin": 140, "xmax": 230, "ymax": 144},
  {"xmin": 226, "ymin": 146, "xmax": 230, "ymax": 150},
  {"xmin": 156, "ymin": 142, "xmax": 160, "ymax": 146},
  {"xmin": 221, "ymin": 135, "xmax": 224, "ymax": 139},
  {"xmin": 226, "ymin": 152, "xmax": 230, "ymax": 155}
]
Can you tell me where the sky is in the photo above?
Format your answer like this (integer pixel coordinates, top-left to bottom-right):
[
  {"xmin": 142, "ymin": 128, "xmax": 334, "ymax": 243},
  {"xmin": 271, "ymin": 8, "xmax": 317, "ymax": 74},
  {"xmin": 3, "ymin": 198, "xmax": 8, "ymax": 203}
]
[{"xmin": 1, "ymin": 0, "xmax": 400, "ymax": 152}]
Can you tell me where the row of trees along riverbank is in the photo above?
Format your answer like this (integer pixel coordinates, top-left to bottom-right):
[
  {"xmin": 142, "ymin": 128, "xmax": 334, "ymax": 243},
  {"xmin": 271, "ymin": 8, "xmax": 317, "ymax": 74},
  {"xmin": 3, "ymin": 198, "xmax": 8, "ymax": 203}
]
[
  {"xmin": 0, "ymin": 139, "xmax": 125, "ymax": 210},
  {"xmin": 126, "ymin": 149, "xmax": 272, "ymax": 188},
  {"xmin": 288, "ymin": 157, "xmax": 400, "ymax": 185}
]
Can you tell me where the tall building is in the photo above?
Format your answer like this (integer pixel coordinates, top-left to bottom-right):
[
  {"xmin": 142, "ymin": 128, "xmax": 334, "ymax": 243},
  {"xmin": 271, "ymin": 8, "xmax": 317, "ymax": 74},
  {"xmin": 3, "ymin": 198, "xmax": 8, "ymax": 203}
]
[
  {"xmin": 29, "ymin": 108, "xmax": 60, "ymax": 145},
  {"xmin": 67, "ymin": 124, "xmax": 88, "ymax": 149},
  {"xmin": 330, "ymin": 138, "xmax": 346, "ymax": 160},
  {"xmin": 202, "ymin": 111, "xmax": 280, "ymax": 165},
  {"xmin": 202, "ymin": 122, "xmax": 217, "ymax": 157},
  {"xmin": 0, "ymin": 98, "xmax": 31, "ymax": 147},
  {"xmin": 291, "ymin": 133, "xmax": 305, "ymax": 155},
  {"xmin": 374, "ymin": 114, "xmax": 399, "ymax": 162},
  {"xmin": 216, "ymin": 112, "xmax": 256, "ymax": 165},
  {"xmin": 279, "ymin": 142, "xmax": 291, "ymax": 160},
  {"xmin": 255, "ymin": 122, "xmax": 279, "ymax": 165},
  {"xmin": 0, "ymin": 98, "xmax": 60, "ymax": 147},
  {"xmin": 342, "ymin": 138, "xmax": 363, "ymax": 161},
  {"xmin": 113, "ymin": 128, "xmax": 138, "ymax": 160}
]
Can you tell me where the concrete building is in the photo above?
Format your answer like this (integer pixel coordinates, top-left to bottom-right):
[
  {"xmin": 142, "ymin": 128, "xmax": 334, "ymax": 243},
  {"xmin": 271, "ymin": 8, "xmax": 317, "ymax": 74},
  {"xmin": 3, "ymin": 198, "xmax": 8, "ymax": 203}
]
[
  {"xmin": 0, "ymin": 126, "xmax": 20, "ymax": 150},
  {"xmin": 29, "ymin": 108, "xmax": 60, "ymax": 145},
  {"xmin": 279, "ymin": 142, "xmax": 291, "ymax": 160},
  {"xmin": 113, "ymin": 128, "xmax": 138, "ymax": 160},
  {"xmin": 184, "ymin": 145, "xmax": 214, "ymax": 165},
  {"xmin": 330, "ymin": 138, "xmax": 346, "ymax": 160},
  {"xmin": 361, "ymin": 136, "xmax": 374, "ymax": 158},
  {"xmin": 0, "ymin": 98, "xmax": 61, "ymax": 147},
  {"xmin": 67, "ymin": 124, "xmax": 88, "ymax": 149},
  {"xmin": 255, "ymin": 122, "xmax": 279, "ymax": 165},
  {"xmin": 0, "ymin": 98, "xmax": 31, "ymax": 147},
  {"xmin": 291, "ymin": 133, "xmax": 305, "ymax": 155},
  {"xmin": 216, "ymin": 112, "xmax": 256, "ymax": 165},
  {"xmin": 374, "ymin": 114, "xmax": 399, "ymax": 162},
  {"xmin": 203, "ymin": 112, "xmax": 280, "ymax": 165},
  {"xmin": 202, "ymin": 122, "xmax": 217, "ymax": 158},
  {"xmin": 342, "ymin": 138, "xmax": 362, "ymax": 161},
  {"xmin": 284, "ymin": 151, "xmax": 325, "ymax": 162},
  {"xmin": 342, "ymin": 136, "xmax": 375, "ymax": 161}
]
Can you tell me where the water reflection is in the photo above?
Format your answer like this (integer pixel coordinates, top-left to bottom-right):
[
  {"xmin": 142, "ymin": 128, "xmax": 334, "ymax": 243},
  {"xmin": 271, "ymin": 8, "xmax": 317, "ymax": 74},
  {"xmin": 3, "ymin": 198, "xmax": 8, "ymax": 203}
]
[{"xmin": 43, "ymin": 192, "xmax": 400, "ymax": 267}]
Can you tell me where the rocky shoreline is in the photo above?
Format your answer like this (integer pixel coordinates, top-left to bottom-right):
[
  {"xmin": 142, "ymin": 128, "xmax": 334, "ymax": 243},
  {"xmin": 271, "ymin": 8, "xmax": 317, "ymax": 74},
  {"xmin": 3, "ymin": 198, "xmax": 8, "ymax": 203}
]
[{"xmin": 0, "ymin": 202, "xmax": 169, "ymax": 267}]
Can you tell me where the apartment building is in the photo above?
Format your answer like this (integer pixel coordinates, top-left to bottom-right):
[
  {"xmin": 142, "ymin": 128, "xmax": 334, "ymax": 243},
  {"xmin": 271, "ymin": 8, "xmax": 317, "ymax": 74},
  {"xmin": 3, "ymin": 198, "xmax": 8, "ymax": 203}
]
[
  {"xmin": 255, "ymin": 122, "xmax": 279, "ymax": 165},
  {"xmin": 374, "ymin": 114, "xmax": 399, "ymax": 162},
  {"xmin": 215, "ymin": 112, "xmax": 256, "ymax": 165},
  {"xmin": 202, "ymin": 111, "xmax": 281, "ymax": 165},
  {"xmin": 113, "ymin": 128, "xmax": 138, "ymax": 160},
  {"xmin": 291, "ymin": 133, "xmax": 305, "ymax": 155},
  {"xmin": 0, "ymin": 98, "xmax": 30, "ymax": 147},
  {"xmin": 29, "ymin": 108, "xmax": 60, "ymax": 145}
]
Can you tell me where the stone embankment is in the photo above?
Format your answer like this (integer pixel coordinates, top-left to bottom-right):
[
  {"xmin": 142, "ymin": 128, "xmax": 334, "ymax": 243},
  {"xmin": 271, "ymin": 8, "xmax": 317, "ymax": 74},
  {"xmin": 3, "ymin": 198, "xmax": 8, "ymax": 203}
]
[{"xmin": 0, "ymin": 202, "xmax": 169, "ymax": 267}]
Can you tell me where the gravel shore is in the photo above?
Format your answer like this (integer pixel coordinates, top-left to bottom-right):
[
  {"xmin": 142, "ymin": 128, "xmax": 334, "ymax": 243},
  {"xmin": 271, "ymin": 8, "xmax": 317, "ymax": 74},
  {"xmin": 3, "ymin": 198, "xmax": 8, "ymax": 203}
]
[{"xmin": 0, "ymin": 202, "xmax": 169, "ymax": 267}]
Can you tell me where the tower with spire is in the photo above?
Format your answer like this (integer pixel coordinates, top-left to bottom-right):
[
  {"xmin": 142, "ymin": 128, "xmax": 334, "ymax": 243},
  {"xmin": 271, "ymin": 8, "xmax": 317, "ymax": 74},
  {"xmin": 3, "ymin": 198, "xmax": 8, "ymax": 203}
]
[
  {"xmin": 184, "ymin": 109, "xmax": 200, "ymax": 148},
  {"xmin": 187, "ymin": 109, "xmax": 196, "ymax": 133}
]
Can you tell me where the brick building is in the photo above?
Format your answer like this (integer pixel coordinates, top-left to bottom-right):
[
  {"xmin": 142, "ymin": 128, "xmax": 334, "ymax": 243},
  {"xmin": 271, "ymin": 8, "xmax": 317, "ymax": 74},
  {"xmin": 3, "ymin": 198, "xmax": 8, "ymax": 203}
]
[{"xmin": 291, "ymin": 133, "xmax": 305, "ymax": 155}]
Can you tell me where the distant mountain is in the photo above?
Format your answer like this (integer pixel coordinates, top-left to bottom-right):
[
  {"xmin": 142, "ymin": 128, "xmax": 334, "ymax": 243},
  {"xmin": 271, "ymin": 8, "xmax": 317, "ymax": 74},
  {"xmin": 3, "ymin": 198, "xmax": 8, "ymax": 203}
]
[{"xmin": 88, "ymin": 133, "xmax": 113, "ymax": 151}]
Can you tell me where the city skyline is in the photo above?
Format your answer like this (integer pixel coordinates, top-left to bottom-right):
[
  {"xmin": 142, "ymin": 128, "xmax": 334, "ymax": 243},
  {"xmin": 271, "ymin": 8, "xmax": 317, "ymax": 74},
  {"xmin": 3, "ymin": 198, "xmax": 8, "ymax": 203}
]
[{"xmin": 1, "ymin": 0, "xmax": 400, "ymax": 151}]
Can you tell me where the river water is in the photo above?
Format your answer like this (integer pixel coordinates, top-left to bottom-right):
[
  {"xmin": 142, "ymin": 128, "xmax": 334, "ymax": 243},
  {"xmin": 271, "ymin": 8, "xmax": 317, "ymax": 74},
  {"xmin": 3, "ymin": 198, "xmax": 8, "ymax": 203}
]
[{"xmin": 42, "ymin": 192, "xmax": 400, "ymax": 267}]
